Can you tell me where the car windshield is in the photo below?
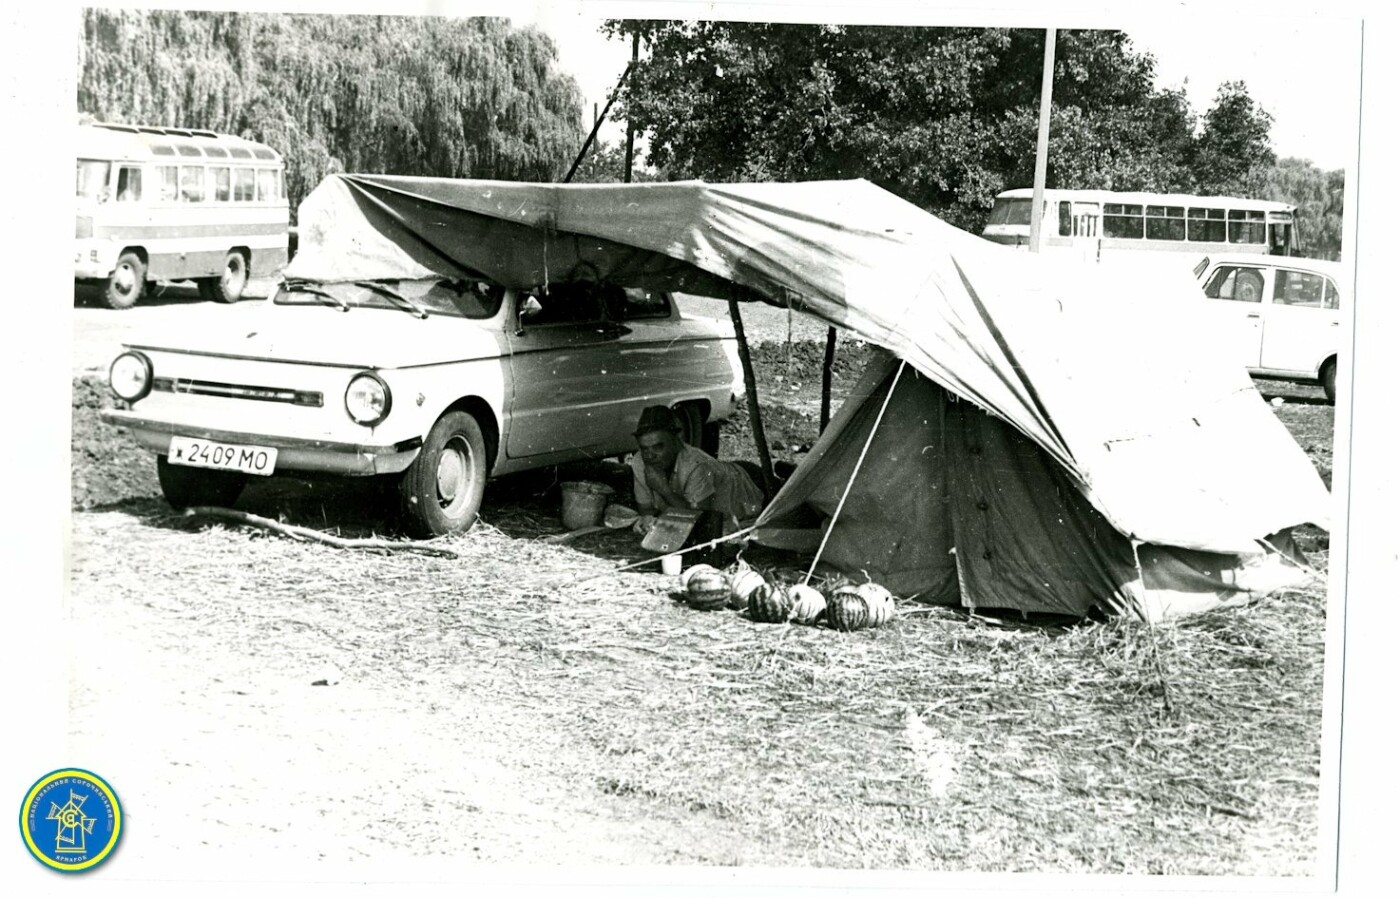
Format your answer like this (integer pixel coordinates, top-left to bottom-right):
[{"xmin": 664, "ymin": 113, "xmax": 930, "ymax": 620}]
[{"xmin": 274, "ymin": 277, "xmax": 505, "ymax": 319}]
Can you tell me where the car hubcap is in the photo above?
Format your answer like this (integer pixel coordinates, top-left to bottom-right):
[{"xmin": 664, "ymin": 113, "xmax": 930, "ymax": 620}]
[{"xmin": 435, "ymin": 437, "xmax": 471, "ymax": 512}]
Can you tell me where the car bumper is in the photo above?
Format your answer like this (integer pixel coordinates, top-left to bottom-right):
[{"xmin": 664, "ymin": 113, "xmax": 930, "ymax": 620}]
[{"xmin": 101, "ymin": 409, "xmax": 423, "ymax": 476}]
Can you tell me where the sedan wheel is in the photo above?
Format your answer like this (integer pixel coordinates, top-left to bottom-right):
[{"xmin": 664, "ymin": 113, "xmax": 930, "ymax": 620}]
[{"xmin": 398, "ymin": 411, "xmax": 487, "ymax": 537}]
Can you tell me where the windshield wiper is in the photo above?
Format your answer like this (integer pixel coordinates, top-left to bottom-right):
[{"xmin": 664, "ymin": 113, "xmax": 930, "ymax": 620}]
[
  {"xmin": 282, "ymin": 281, "xmax": 349, "ymax": 312},
  {"xmin": 354, "ymin": 280, "xmax": 429, "ymax": 319}
]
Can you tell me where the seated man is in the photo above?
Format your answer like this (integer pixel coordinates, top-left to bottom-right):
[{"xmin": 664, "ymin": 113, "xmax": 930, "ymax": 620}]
[{"xmin": 629, "ymin": 405, "xmax": 765, "ymax": 546}]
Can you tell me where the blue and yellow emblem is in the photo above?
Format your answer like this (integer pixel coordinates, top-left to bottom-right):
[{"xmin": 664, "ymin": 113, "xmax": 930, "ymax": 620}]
[{"xmin": 19, "ymin": 769, "xmax": 122, "ymax": 872}]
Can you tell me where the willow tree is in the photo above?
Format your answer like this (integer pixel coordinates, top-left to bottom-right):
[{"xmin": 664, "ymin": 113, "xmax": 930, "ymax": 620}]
[{"xmin": 77, "ymin": 9, "xmax": 587, "ymax": 213}]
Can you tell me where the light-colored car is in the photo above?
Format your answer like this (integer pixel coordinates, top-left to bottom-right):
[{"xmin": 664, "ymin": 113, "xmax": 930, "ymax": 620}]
[
  {"xmin": 1194, "ymin": 253, "xmax": 1344, "ymax": 403},
  {"xmin": 101, "ymin": 277, "xmax": 744, "ymax": 536}
]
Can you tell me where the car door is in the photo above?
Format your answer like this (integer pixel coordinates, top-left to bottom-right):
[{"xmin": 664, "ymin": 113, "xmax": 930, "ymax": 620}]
[
  {"xmin": 1258, "ymin": 267, "xmax": 1341, "ymax": 375},
  {"xmin": 503, "ymin": 285, "xmax": 627, "ymax": 459},
  {"xmin": 1201, "ymin": 263, "xmax": 1268, "ymax": 369}
]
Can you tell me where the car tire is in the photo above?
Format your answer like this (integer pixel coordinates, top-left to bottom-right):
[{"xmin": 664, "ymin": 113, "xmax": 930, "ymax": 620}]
[
  {"xmin": 674, "ymin": 403, "xmax": 706, "ymax": 449},
  {"xmin": 156, "ymin": 455, "xmax": 247, "ymax": 510},
  {"xmin": 104, "ymin": 251, "xmax": 146, "ymax": 310},
  {"xmin": 1320, "ymin": 358, "xmax": 1337, "ymax": 405},
  {"xmin": 210, "ymin": 251, "xmax": 248, "ymax": 303},
  {"xmin": 397, "ymin": 411, "xmax": 488, "ymax": 538},
  {"xmin": 701, "ymin": 421, "xmax": 721, "ymax": 457}
]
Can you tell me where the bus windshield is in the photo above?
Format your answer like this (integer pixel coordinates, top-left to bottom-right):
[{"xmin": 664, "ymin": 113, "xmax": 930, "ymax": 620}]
[
  {"xmin": 986, "ymin": 197, "xmax": 1033, "ymax": 227},
  {"xmin": 76, "ymin": 160, "xmax": 110, "ymax": 200}
]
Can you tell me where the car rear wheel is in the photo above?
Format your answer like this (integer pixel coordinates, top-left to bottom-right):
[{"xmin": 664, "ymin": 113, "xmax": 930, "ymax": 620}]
[
  {"xmin": 397, "ymin": 411, "xmax": 487, "ymax": 537},
  {"xmin": 1320, "ymin": 358, "xmax": 1337, "ymax": 405},
  {"xmin": 105, "ymin": 252, "xmax": 146, "ymax": 310},
  {"xmin": 156, "ymin": 455, "xmax": 247, "ymax": 510},
  {"xmin": 674, "ymin": 403, "xmax": 706, "ymax": 450}
]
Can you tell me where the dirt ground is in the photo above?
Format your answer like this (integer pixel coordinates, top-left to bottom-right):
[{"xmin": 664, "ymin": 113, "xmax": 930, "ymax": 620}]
[{"xmin": 60, "ymin": 295, "xmax": 1336, "ymax": 884}]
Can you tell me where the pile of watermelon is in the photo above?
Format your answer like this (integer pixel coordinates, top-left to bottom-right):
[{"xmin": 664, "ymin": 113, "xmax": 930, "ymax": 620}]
[{"xmin": 675, "ymin": 561, "xmax": 897, "ymax": 632}]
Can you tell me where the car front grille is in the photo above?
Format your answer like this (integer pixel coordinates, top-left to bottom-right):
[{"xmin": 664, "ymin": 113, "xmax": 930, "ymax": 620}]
[{"xmin": 152, "ymin": 377, "xmax": 324, "ymax": 407}]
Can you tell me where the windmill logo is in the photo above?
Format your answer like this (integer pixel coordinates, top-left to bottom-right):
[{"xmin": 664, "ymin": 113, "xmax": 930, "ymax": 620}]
[
  {"xmin": 19, "ymin": 769, "xmax": 122, "ymax": 873},
  {"xmin": 47, "ymin": 790, "xmax": 96, "ymax": 854}
]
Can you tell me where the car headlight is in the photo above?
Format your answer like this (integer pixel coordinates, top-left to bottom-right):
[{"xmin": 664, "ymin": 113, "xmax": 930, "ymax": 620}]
[
  {"xmin": 345, "ymin": 371, "xmax": 391, "ymax": 425},
  {"xmin": 109, "ymin": 351, "xmax": 153, "ymax": 402}
]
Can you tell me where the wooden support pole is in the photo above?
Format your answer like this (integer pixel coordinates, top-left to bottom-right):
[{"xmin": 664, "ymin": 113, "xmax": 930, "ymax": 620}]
[
  {"xmin": 820, "ymin": 325, "xmax": 837, "ymax": 434},
  {"xmin": 728, "ymin": 296, "xmax": 778, "ymax": 496}
]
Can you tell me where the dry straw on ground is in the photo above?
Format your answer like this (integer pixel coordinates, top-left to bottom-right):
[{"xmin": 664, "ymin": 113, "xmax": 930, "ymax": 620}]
[{"xmin": 71, "ymin": 499, "xmax": 1330, "ymax": 874}]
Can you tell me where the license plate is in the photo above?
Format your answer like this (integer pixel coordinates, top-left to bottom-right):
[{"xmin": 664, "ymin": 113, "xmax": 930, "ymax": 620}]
[{"xmin": 168, "ymin": 436, "xmax": 277, "ymax": 476}]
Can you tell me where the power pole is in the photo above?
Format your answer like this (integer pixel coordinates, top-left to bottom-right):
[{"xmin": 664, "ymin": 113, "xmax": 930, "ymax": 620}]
[
  {"xmin": 1028, "ymin": 28, "xmax": 1056, "ymax": 254},
  {"xmin": 623, "ymin": 32, "xmax": 639, "ymax": 183}
]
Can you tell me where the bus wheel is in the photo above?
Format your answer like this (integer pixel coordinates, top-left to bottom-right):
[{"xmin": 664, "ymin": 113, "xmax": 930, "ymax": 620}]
[
  {"xmin": 105, "ymin": 252, "xmax": 146, "ymax": 310},
  {"xmin": 211, "ymin": 251, "xmax": 248, "ymax": 303},
  {"xmin": 1320, "ymin": 358, "xmax": 1337, "ymax": 405},
  {"xmin": 396, "ymin": 411, "xmax": 487, "ymax": 538}
]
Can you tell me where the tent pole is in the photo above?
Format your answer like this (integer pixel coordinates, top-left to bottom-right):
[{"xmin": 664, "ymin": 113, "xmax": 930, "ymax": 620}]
[
  {"xmin": 728, "ymin": 296, "xmax": 778, "ymax": 496},
  {"xmin": 803, "ymin": 360, "xmax": 907, "ymax": 585},
  {"xmin": 820, "ymin": 325, "xmax": 837, "ymax": 434}
]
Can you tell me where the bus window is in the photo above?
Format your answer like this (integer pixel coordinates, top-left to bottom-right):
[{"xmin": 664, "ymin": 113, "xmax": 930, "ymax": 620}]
[
  {"xmin": 257, "ymin": 169, "xmax": 279, "ymax": 202},
  {"xmin": 1187, "ymin": 207, "xmax": 1227, "ymax": 242},
  {"xmin": 179, "ymin": 166, "xmax": 206, "ymax": 202},
  {"xmin": 1058, "ymin": 202, "xmax": 1072, "ymax": 237},
  {"xmin": 233, "ymin": 168, "xmax": 256, "ymax": 202},
  {"xmin": 213, "ymin": 167, "xmax": 231, "ymax": 203},
  {"xmin": 76, "ymin": 160, "xmax": 110, "ymax": 200},
  {"xmin": 1145, "ymin": 205, "xmax": 1185, "ymax": 241},
  {"xmin": 158, "ymin": 165, "xmax": 179, "ymax": 203},
  {"xmin": 1103, "ymin": 204, "xmax": 1144, "ymax": 239},
  {"xmin": 986, "ymin": 197, "xmax": 1033, "ymax": 226},
  {"xmin": 115, "ymin": 166, "xmax": 142, "ymax": 202},
  {"xmin": 1228, "ymin": 209, "xmax": 1266, "ymax": 244}
]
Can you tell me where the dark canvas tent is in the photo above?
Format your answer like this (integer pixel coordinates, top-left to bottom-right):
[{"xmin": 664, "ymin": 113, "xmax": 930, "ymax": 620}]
[{"xmin": 284, "ymin": 174, "xmax": 1333, "ymax": 620}]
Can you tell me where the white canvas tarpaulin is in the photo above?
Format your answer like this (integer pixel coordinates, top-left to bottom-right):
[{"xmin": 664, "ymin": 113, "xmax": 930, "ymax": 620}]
[{"xmin": 286, "ymin": 174, "xmax": 1332, "ymax": 617}]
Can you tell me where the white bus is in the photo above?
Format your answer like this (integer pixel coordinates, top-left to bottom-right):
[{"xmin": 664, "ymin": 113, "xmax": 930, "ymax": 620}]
[
  {"xmin": 981, "ymin": 188, "xmax": 1300, "ymax": 271},
  {"xmin": 75, "ymin": 122, "xmax": 290, "ymax": 309}
]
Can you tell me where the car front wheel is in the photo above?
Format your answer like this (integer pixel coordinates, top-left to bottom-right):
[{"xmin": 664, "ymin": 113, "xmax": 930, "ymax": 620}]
[
  {"xmin": 156, "ymin": 455, "xmax": 247, "ymax": 509},
  {"xmin": 397, "ymin": 411, "xmax": 488, "ymax": 537}
]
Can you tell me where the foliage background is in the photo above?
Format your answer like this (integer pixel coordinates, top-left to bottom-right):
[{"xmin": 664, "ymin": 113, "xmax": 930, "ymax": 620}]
[{"xmin": 76, "ymin": 11, "xmax": 1344, "ymax": 259}]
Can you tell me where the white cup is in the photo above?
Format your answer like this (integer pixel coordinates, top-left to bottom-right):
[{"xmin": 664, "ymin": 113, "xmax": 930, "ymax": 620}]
[{"xmin": 660, "ymin": 554, "xmax": 682, "ymax": 576}]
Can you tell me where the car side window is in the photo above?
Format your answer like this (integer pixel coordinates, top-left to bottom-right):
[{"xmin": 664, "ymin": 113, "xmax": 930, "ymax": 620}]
[
  {"xmin": 1272, "ymin": 270, "xmax": 1327, "ymax": 308},
  {"xmin": 1324, "ymin": 278, "xmax": 1340, "ymax": 310},
  {"xmin": 612, "ymin": 287, "xmax": 672, "ymax": 321},
  {"xmin": 528, "ymin": 284, "xmax": 605, "ymax": 326},
  {"xmin": 1204, "ymin": 266, "xmax": 1265, "ymax": 303}
]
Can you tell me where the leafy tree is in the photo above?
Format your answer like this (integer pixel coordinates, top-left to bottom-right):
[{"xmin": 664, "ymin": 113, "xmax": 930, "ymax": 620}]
[
  {"xmin": 602, "ymin": 22, "xmax": 1203, "ymax": 231},
  {"xmin": 1259, "ymin": 157, "xmax": 1345, "ymax": 260},
  {"xmin": 1191, "ymin": 80, "xmax": 1276, "ymax": 196},
  {"xmin": 77, "ymin": 10, "xmax": 587, "ymax": 214}
]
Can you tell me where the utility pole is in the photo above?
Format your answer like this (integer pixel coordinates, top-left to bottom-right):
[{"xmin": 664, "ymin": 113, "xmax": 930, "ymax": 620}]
[
  {"xmin": 623, "ymin": 32, "xmax": 639, "ymax": 183},
  {"xmin": 1028, "ymin": 28, "xmax": 1056, "ymax": 254}
]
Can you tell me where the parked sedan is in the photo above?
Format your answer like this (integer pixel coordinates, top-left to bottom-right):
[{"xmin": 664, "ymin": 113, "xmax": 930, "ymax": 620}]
[
  {"xmin": 102, "ymin": 277, "xmax": 744, "ymax": 536},
  {"xmin": 1194, "ymin": 253, "xmax": 1344, "ymax": 403}
]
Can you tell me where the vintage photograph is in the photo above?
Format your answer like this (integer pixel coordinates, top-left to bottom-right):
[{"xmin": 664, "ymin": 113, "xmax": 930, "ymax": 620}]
[{"xmin": 7, "ymin": 0, "xmax": 1383, "ymax": 891}]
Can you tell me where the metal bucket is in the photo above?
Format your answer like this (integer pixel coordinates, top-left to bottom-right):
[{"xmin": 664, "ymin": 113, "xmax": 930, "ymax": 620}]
[{"xmin": 560, "ymin": 481, "xmax": 614, "ymax": 530}]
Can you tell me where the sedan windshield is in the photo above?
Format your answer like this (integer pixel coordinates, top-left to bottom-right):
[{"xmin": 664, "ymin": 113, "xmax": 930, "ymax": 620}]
[{"xmin": 274, "ymin": 277, "xmax": 505, "ymax": 319}]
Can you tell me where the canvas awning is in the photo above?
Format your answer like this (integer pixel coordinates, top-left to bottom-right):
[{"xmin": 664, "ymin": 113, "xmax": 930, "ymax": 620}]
[{"xmin": 285, "ymin": 174, "xmax": 1332, "ymax": 555}]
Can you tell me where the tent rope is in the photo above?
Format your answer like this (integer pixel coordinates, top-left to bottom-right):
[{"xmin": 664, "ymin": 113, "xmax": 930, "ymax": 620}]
[{"xmin": 803, "ymin": 359, "xmax": 908, "ymax": 586}]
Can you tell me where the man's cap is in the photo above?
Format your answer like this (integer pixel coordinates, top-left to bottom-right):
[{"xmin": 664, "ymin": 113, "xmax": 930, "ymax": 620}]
[{"xmin": 634, "ymin": 405, "xmax": 681, "ymax": 437}]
